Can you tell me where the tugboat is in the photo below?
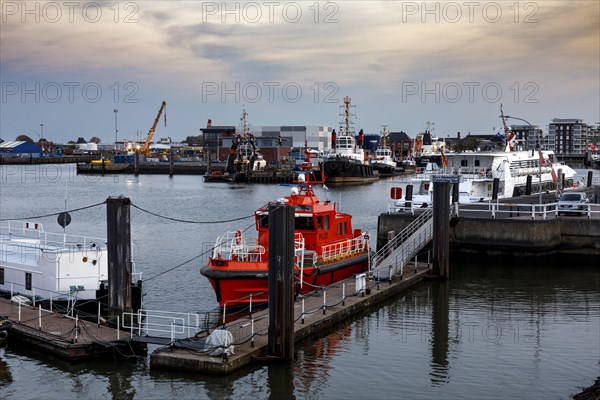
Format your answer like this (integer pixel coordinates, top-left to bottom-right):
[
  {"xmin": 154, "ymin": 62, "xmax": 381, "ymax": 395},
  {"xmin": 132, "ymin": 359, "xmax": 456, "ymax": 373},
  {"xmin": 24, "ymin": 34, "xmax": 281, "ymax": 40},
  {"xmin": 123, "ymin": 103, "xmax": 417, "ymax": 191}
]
[
  {"xmin": 414, "ymin": 122, "xmax": 446, "ymax": 169},
  {"xmin": 200, "ymin": 151, "xmax": 371, "ymax": 307},
  {"xmin": 321, "ymin": 96, "xmax": 378, "ymax": 186},
  {"xmin": 204, "ymin": 110, "xmax": 266, "ymax": 183},
  {"xmin": 371, "ymin": 126, "xmax": 404, "ymax": 177}
]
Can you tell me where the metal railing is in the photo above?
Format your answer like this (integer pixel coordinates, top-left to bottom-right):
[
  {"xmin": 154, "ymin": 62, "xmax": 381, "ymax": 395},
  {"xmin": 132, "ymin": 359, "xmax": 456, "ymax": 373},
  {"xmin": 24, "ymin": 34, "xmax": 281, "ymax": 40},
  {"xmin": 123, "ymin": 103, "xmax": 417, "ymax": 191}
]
[
  {"xmin": 121, "ymin": 309, "xmax": 203, "ymax": 341},
  {"xmin": 454, "ymin": 201, "xmax": 600, "ymax": 220},
  {"xmin": 371, "ymin": 208, "xmax": 434, "ymax": 280},
  {"xmin": 320, "ymin": 234, "xmax": 369, "ymax": 263},
  {"xmin": 0, "ymin": 221, "xmax": 106, "ymax": 249},
  {"xmin": 211, "ymin": 231, "xmax": 265, "ymax": 262}
]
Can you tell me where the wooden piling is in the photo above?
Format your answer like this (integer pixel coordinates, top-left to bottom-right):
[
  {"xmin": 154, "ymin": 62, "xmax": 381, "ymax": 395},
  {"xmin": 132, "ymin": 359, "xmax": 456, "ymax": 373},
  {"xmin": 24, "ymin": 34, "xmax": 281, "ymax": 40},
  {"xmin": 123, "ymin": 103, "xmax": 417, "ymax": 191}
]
[
  {"xmin": 106, "ymin": 197, "xmax": 132, "ymax": 324},
  {"xmin": 267, "ymin": 204, "xmax": 295, "ymax": 361},
  {"xmin": 432, "ymin": 176, "xmax": 453, "ymax": 279}
]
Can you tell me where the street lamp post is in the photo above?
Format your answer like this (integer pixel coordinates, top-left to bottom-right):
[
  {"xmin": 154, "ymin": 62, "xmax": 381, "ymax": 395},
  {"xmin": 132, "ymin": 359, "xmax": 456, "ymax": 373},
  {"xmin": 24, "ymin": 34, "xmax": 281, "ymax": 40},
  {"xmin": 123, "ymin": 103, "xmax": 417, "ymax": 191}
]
[
  {"xmin": 114, "ymin": 109, "xmax": 119, "ymax": 152},
  {"xmin": 504, "ymin": 115, "xmax": 542, "ymax": 205}
]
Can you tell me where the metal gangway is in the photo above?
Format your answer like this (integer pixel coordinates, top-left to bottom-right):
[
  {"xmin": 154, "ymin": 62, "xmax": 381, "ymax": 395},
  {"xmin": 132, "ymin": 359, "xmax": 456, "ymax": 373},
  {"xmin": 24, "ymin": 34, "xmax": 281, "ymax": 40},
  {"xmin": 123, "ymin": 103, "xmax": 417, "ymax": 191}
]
[{"xmin": 370, "ymin": 208, "xmax": 434, "ymax": 280}]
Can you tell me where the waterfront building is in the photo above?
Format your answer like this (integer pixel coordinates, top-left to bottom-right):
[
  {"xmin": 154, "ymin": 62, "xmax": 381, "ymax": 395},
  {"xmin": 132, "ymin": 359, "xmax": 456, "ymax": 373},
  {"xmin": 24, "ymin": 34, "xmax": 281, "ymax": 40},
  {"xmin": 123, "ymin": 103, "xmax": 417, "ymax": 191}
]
[
  {"xmin": 0, "ymin": 140, "xmax": 42, "ymax": 158},
  {"xmin": 509, "ymin": 124, "xmax": 543, "ymax": 150},
  {"xmin": 548, "ymin": 118, "xmax": 591, "ymax": 155}
]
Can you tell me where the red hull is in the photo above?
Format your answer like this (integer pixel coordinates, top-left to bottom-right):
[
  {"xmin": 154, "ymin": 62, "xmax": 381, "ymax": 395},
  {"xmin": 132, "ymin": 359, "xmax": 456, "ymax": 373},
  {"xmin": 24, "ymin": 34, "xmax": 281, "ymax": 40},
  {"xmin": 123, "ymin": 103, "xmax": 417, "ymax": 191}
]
[{"xmin": 202, "ymin": 256, "xmax": 369, "ymax": 307}]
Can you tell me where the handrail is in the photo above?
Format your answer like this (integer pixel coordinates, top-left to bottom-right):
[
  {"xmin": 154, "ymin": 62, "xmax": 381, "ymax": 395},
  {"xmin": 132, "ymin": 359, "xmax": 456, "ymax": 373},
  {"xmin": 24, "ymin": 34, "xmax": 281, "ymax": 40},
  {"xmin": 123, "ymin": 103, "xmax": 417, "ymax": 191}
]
[
  {"xmin": 370, "ymin": 208, "xmax": 434, "ymax": 280},
  {"xmin": 1, "ymin": 220, "xmax": 106, "ymax": 249},
  {"xmin": 320, "ymin": 234, "xmax": 369, "ymax": 263}
]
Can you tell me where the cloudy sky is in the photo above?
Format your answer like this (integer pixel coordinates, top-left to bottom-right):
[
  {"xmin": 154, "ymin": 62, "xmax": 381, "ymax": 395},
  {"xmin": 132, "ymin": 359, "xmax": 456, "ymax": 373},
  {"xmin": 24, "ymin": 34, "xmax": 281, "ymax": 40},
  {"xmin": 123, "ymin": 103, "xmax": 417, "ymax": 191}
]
[{"xmin": 1, "ymin": 1, "xmax": 598, "ymax": 144}]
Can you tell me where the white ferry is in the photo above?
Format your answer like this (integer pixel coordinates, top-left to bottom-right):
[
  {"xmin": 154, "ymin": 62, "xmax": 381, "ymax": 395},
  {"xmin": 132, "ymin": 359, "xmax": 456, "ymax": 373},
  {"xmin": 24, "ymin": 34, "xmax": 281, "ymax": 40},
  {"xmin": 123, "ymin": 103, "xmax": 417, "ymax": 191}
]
[{"xmin": 404, "ymin": 149, "xmax": 577, "ymax": 207}]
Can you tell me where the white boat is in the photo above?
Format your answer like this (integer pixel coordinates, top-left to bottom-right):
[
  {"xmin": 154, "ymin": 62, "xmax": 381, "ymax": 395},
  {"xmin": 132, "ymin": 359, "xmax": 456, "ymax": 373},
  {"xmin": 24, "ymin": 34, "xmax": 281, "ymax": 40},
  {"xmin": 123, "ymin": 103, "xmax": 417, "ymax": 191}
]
[
  {"xmin": 0, "ymin": 220, "xmax": 142, "ymax": 311},
  {"xmin": 399, "ymin": 149, "xmax": 577, "ymax": 207},
  {"xmin": 371, "ymin": 126, "xmax": 403, "ymax": 176}
]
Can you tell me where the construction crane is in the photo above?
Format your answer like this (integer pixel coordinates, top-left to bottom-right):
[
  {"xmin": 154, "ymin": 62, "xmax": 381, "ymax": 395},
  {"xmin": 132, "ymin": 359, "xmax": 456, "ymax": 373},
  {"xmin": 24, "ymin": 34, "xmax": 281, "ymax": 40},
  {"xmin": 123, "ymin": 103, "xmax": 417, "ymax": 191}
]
[{"xmin": 140, "ymin": 101, "xmax": 167, "ymax": 156}]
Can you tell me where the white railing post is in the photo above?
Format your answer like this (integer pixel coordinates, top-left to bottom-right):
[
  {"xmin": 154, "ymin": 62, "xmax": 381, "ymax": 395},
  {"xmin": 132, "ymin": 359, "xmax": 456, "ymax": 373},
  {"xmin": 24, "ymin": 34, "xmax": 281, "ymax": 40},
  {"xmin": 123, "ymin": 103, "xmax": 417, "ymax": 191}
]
[
  {"xmin": 75, "ymin": 314, "xmax": 79, "ymax": 342},
  {"xmin": 117, "ymin": 316, "xmax": 120, "ymax": 340},
  {"xmin": 38, "ymin": 304, "xmax": 42, "ymax": 330},
  {"xmin": 322, "ymin": 288, "xmax": 327, "ymax": 315},
  {"xmin": 171, "ymin": 323, "xmax": 175, "ymax": 342},
  {"xmin": 11, "ymin": 283, "xmax": 13, "ymax": 298},
  {"xmin": 342, "ymin": 282, "xmax": 346, "ymax": 305},
  {"xmin": 50, "ymin": 293, "xmax": 53, "ymax": 312},
  {"xmin": 18, "ymin": 301, "xmax": 21, "ymax": 322},
  {"xmin": 33, "ymin": 288, "xmax": 36, "ymax": 307},
  {"xmin": 301, "ymin": 298, "xmax": 305, "ymax": 324},
  {"xmin": 97, "ymin": 302, "xmax": 101, "ymax": 326},
  {"xmin": 249, "ymin": 294, "xmax": 253, "ymax": 316},
  {"xmin": 531, "ymin": 204, "xmax": 535, "ymax": 220},
  {"xmin": 222, "ymin": 303, "xmax": 227, "ymax": 328},
  {"xmin": 251, "ymin": 317, "xmax": 255, "ymax": 347}
]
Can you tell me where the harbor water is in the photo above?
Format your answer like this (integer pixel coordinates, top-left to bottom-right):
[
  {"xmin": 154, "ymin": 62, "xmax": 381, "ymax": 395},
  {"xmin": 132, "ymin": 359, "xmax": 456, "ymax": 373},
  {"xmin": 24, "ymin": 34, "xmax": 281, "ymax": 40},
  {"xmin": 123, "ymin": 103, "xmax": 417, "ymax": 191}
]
[{"xmin": 0, "ymin": 164, "xmax": 598, "ymax": 399}]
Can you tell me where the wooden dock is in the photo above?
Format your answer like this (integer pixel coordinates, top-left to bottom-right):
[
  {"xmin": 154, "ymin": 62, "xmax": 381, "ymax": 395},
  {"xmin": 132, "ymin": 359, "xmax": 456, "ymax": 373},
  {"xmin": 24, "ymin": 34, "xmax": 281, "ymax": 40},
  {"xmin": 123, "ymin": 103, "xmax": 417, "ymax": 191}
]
[
  {"xmin": 150, "ymin": 263, "xmax": 431, "ymax": 374},
  {"xmin": 0, "ymin": 298, "xmax": 146, "ymax": 360}
]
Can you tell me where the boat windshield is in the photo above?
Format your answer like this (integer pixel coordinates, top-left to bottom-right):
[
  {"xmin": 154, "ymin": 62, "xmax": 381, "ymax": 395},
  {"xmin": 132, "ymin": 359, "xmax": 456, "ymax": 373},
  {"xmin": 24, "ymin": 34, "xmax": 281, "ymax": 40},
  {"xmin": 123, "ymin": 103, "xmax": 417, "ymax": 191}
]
[{"xmin": 295, "ymin": 216, "xmax": 314, "ymax": 230}]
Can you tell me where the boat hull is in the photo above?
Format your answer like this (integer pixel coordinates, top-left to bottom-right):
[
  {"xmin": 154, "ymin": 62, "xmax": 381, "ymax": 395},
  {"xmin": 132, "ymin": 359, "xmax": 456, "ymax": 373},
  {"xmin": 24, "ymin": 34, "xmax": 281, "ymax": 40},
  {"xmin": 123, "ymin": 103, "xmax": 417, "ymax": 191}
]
[
  {"xmin": 322, "ymin": 158, "xmax": 378, "ymax": 186},
  {"xmin": 201, "ymin": 253, "xmax": 370, "ymax": 307}
]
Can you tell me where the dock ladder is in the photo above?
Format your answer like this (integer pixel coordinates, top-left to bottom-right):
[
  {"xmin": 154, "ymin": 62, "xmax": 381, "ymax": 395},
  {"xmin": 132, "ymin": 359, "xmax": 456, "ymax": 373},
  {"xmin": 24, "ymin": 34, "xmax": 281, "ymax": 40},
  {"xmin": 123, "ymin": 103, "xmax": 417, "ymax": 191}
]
[{"xmin": 371, "ymin": 208, "xmax": 434, "ymax": 280}]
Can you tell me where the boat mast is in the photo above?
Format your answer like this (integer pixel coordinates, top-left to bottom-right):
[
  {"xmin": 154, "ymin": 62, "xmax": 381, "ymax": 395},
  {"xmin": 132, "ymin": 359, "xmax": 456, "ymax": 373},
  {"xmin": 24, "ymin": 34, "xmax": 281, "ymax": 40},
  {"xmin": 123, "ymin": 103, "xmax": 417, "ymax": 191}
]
[
  {"xmin": 381, "ymin": 125, "xmax": 388, "ymax": 149},
  {"xmin": 339, "ymin": 96, "xmax": 355, "ymax": 137}
]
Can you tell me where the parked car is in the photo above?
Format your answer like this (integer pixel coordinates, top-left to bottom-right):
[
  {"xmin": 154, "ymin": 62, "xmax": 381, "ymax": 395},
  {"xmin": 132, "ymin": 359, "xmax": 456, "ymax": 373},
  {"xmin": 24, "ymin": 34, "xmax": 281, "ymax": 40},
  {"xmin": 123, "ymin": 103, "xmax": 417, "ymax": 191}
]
[{"xmin": 557, "ymin": 192, "xmax": 589, "ymax": 216}]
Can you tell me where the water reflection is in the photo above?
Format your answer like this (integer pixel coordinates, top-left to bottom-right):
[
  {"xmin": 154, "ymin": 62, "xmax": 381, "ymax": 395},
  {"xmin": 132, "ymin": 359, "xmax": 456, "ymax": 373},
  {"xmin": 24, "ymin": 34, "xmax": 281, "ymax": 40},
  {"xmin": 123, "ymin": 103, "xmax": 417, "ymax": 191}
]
[
  {"xmin": 430, "ymin": 281, "xmax": 449, "ymax": 386},
  {"xmin": 0, "ymin": 347, "xmax": 13, "ymax": 387},
  {"xmin": 269, "ymin": 362, "xmax": 295, "ymax": 400}
]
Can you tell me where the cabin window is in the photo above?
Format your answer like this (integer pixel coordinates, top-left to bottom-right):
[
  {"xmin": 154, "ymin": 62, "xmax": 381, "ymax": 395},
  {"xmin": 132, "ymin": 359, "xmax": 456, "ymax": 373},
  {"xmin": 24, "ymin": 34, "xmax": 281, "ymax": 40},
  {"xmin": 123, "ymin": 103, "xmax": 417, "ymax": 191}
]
[
  {"xmin": 316, "ymin": 216, "xmax": 323, "ymax": 230},
  {"xmin": 25, "ymin": 272, "xmax": 32, "ymax": 291},
  {"xmin": 258, "ymin": 214, "xmax": 269, "ymax": 228},
  {"xmin": 295, "ymin": 216, "xmax": 314, "ymax": 230},
  {"xmin": 461, "ymin": 160, "xmax": 468, "ymax": 167},
  {"xmin": 0, "ymin": 267, "xmax": 4, "ymax": 285},
  {"xmin": 324, "ymin": 215, "xmax": 330, "ymax": 230},
  {"xmin": 337, "ymin": 222, "xmax": 347, "ymax": 235},
  {"xmin": 474, "ymin": 160, "xmax": 480, "ymax": 167}
]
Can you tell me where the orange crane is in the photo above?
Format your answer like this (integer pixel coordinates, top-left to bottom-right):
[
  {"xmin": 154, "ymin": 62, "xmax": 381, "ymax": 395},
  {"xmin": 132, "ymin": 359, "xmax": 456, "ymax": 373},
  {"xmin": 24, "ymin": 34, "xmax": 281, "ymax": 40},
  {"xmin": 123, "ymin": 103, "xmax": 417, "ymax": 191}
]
[{"xmin": 140, "ymin": 101, "xmax": 167, "ymax": 156}]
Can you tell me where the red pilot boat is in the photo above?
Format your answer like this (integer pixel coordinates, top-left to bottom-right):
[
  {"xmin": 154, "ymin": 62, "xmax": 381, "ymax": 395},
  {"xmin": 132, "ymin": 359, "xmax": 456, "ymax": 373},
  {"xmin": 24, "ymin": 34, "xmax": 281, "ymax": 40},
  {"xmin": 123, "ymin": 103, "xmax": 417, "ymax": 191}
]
[{"xmin": 200, "ymin": 157, "xmax": 371, "ymax": 308}]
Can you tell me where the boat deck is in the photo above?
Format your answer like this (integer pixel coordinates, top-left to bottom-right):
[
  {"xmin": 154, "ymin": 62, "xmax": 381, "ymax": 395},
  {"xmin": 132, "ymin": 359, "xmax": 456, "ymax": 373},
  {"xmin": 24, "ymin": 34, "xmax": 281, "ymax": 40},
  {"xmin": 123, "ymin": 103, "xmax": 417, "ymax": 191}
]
[{"xmin": 150, "ymin": 263, "xmax": 431, "ymax": 374}]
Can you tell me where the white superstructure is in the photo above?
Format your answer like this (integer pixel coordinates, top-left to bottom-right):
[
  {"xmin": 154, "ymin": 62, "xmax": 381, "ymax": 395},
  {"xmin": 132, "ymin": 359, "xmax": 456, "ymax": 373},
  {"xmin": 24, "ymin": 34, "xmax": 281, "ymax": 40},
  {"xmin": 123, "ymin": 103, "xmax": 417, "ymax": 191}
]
[
  {"xmin": 0, "ymin": 221, "xmax": 115, "ymax": 301},
  {"xmin": 404, "ymin": 149, "xmax": 577, "ymax": 207}
]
